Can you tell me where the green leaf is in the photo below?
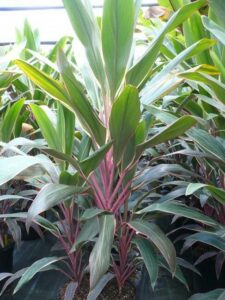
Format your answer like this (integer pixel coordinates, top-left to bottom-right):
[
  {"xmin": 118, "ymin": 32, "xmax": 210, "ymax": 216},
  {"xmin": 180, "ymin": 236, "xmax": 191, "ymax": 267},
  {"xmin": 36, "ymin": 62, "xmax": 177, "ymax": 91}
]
[
  {"xmin": 189, "ymin": 289, "xmax": 225, "ymax": 300},
  {"xmin": 158, "ymin": 0, "xmax": 182, "ymax": 10},
  {"xmin": 80, "ymin": 142, "xmax": 112, "ymax": 176},
  {"xmin": 44, "ymin": 142, "xmax": 111, "ymax": 178},
  {"xmin": 102, "ymin": 0, "xmax": 135, "ymax": 98},
  {"xmin": 14, "ymin": 59, "xmax": 68, "ymax": 102},
  {"xmin": 89, "ymin": 214, "xmax": 115, "ymax": 289},
  {"xmin": 27, "ymin": 184, "xmax": 85, "ymax": 226},
  {"xmin": 184, "ymin": 232, "xmax": 225, "ymax": 253},
  {"xmin": 188, "ymin": 128, "xmax": 225, "ymax": 163},
  {"xmin": 30, "ymin": 104, "xmax": 59, "ymax": 150},
  {"xmin": 202, "ymin": 16, "xmax": 225, "ymax": 47},
  {"xmin": 136, "ymin": 201, "xmax": 218, "ymax": 227},
  {"xmin": 129, "ymin": 220, "xmax": 176, "ymax": 274},
  {"xmin": 179, "ymin": 71, "xmax": 225, "ymax": 105},
  {"xmin": 141, "ymin": 38, "xmax": 215, "ymax": 105},
  {"xmin": 0, "ymin": 155, "xmax": 57, "ymax": 186},
  {"xmin": 134, "ymin": 237, "xmax": 158, "ymax": 289},
  {"xmin": 43, "ymin": 148, "xmax": 82, "ymax": 173},
  {"xmin": 13, "ymin": 257, "xmax": 62, "ymax": 294},
  {"xmin": 126, "ymin": 0, "xmax": 207, "ymax": 86},
  {"xmin": 57, "ymin": 49, "xmax": 106, "ymax": 145},
  {"xmin": 109, "ymin": 86, "xmax": 140, "ymax": 163},
  {"xmin": 87, "ymin": 273, "xmax": 114, "ymax": 300},
  {"xmin": 57, "ymin": 104, "xmax": 75, "ymax": 156},
  {"xmin": 186, "ymin": 183, "xmax": 225, "ymax": 205},
  {"xmin": 80, "ymin": 208, "xmax": 104, "ymax": 221},
  {"xmin": 135, "ymin": 116, "xmax": 196, "ymax": 160},
  {"xmin": 208, "ymin": 0, "xmax": 225, "ymax": 28},
  {"xmin": 159, "ymin": 257, "xmax": 189, "ymax": 289},
  {"xmin": 1, "ymin": 99, "xmax": 24, "ymax": 142},
  {"xmin": 70, "ymin": 217, "xmax": 99, "ymax": 252},
  {"xmin": 0, "ymin": 195, "xmax": 30, "ymax": 202},
  {"xmin": 64, "ymin": 282, "xmax": 78, "ymax": 300},
  {"xmin": 62, "ymin": 0, "xmax": 106, "ymax": 87}
]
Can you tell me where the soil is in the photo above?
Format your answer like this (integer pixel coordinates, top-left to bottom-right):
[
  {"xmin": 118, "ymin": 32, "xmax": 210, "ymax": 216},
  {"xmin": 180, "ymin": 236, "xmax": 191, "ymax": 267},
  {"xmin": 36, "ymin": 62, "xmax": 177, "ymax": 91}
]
[{"xmin": 58, "ymin": 276, "xmax": 136, "ymax": 300}]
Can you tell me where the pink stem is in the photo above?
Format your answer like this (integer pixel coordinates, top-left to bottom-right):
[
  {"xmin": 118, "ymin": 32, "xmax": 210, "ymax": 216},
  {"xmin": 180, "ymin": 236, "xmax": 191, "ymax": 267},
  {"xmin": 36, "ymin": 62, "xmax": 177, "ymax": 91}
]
[
  {"xmin": 111, "ymin": 183, "xmax": 131, "ymax": 213},
  {"xmin": 90, "ymin": 174, "xmax": 106, "ymax": 209},
  {"xmin": 108, "ymin": 172, "xmax": 126, "ymax": 206}
]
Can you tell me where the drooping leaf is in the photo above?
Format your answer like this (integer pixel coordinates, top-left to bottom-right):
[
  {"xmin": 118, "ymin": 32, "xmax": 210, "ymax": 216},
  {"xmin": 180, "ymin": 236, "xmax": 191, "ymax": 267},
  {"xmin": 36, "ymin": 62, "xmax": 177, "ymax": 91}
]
[
  {"xmin": 14, "ymin": 59, "xmax": 68, "ymax": 102},
  {"xmin": 189, "ymin": 289, "xmax": 225, "ymax": 300},
  {"xmin": 135, "ymin": 116, "xmax": 196, "ymax": 160},
  {"xmin": 129, "ymin": 220, "xmax": 176, "ymax": 274},
  {"xmin": 126, "ymin": 0, "xmax": 207, "ymax": 86},
  {"xmin": 134, "ymin": 237, "xmax": 158, "ymax": 289},
  {"xmin": 183, "ymin": 232, "xmax": 225, "ymax": 253},
  {"xmin": 0, "ymin": 155, "xmax": 57, "ymax": 186},
  {"xmin": 136, "ymin": 201, "xmax": 218, "ymax": 227},
  {"xmin": 89, "ymin": 214, "xmax": 115, "ymax": 289},
  {"xmin": 57, "ymin": 50, "xmax": 106, "ymax": 145},
  {"xmin": 27, "ymin": 184, "xmax": 85, "ymax": 226},
  {"xmin": 13, "ymin": 257, "xmax": 63, "ymax": 294},
  {"xmin": 179, "ymin": 71, "xmax": 225, "ymax": 105},
  {"xmin": 186, "ymin": 183, "xmax": 225, "ymax": 205},
  {"xmin": 0, "ymin": 273, "xmax": 12, "ymax": 282},
  {"xmin": 141, "ymin": 39, "xmax": 215, "ymax": 105}
]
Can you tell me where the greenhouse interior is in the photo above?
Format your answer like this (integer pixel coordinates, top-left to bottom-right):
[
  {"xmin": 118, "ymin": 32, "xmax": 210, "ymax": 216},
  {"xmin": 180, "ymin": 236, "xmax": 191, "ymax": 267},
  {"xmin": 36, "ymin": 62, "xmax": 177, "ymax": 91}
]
[{"xmin": 0, "ymin": 0, "xmax": 225, "ymax": 299}]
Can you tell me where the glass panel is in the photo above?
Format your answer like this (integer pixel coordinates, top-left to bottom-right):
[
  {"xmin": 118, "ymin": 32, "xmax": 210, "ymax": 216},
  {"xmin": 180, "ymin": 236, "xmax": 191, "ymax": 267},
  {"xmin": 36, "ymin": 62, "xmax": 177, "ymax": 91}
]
[{"xmin": 0, "ymin": 0, "xmax": 157, "ymax": 44}]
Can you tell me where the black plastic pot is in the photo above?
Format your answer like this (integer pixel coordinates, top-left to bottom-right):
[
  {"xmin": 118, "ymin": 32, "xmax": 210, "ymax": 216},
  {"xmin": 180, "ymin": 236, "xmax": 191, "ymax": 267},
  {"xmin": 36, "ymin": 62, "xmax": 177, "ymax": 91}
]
[
  {"xmin": 135, "ymin": 266, "xmax": 190, "ymax": 300},
  {"xmin": 0, "ymin": 243, "xmax": 14, "ymax": 273}
]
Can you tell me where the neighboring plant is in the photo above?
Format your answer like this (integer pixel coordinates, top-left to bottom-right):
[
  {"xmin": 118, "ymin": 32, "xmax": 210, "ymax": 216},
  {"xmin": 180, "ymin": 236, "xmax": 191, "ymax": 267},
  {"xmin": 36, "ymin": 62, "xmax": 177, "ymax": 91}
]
[{"xmin": 0, "ymin": 0, "xmax": 221, "ymax": 298}]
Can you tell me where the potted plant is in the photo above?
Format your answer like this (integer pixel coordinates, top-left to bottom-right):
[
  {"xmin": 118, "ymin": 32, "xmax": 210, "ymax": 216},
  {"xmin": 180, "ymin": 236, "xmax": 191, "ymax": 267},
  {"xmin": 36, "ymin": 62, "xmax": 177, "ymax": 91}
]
[{"xmin": 0, "ymin": 0, "xmax": 220, "ymax": 298}]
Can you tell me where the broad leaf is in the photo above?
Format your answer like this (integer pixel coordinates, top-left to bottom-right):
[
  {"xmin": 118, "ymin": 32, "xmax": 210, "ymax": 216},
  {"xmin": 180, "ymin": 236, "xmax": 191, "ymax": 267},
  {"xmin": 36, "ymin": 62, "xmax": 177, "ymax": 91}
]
[
  {"xmin": 80, "ymin": 142, "xmax": 112, "ymax": 176},
  {"xmin": 202, "ymin": 16, "xmax": 225, "ymax": 47},
  {"xmin": 14, "ymin": 257, "xmax": 63, "ymax": 294},
  {"xmin": 189, "ymin": 289, "xmax": 225, "ymax": 300},
  {"xmin": 30, "ymin": 104, "xmax": 59, "ymax": 150},
  {"xmin": 80, "ymin": 208, "xmax": 104, "ymax": 221},
  {"xmin": 89, "ymin": 214, "xmax": 115, "ymax": 289},
  {"xmin": 126, "ymin": 0, "xmax": 207, "ymax": 86},
  {"xmin": 14, "ymin": 59, "xmax": 68, "ymax": 102},
  {"xmin": 0, "ymin": 155, "xmax": 57, "ymax": 185},
  {"xmin": 129, "ymin": 220, "xmax": 176, "ymax": 273},
  {"xmin": 70, "ymin": 217, "xmax": 99, "ymax": 252},
  {"xmin": 135, "ymin": 116, "xmax": 196, "ymax": 160},
  {"xmin": 109, "ymin": 86, "xmax": 140, "ymax": 163},
  {"xmin": 136, "ymin": 201, "xmax": 218, "ymax": 227},
  {"xmin": 64, "ymin": 282, "xmax": 78, "ymax": 300},
  {"xmin": 27, "ymin": 184, "xmax": 85, "ymax": 226},
  {"xmin": 134, "ymin": 237, "xmax": 158, "ymax": 289},
  {"xmin": 102, "ymin": 0, "xmax": 135, "ymax": 98},
  {"xmin": 63, "ymin": 0, "xmax": 106, "ymax": 87},
  {"xmin": 183, "ymin": 232, "xmax": 225, "ymax": 253},
  {"xmin": 1, "ymin": 99, "xmax": 24, "ymax": 142},
  {"xmin": 186, "ymin": 183, "xmax": 225, "ymax": 205},
  {"xmin": 57, "ymin": 50, "xmax": 106, "ymax": 145},
  {"xmin": 87, "ymin": 273, "xmax": 114, "ymax": 300}
]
